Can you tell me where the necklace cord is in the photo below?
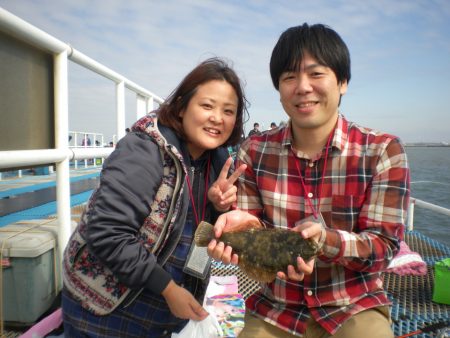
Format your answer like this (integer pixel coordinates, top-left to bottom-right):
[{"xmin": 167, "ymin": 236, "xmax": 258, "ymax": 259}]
[{"xmin": 293, "ymin": 131, "xmax": 333, "ymax": 218}]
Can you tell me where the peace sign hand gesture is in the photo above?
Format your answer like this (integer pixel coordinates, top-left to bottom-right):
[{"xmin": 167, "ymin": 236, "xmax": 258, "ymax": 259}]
[{"xmin": 208, "ymin": 157, "xmax": 247, "ymax": 212}]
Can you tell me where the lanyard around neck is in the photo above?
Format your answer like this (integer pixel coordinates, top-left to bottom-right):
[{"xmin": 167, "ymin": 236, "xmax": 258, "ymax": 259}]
[
  {"xmin": 185, "ymin": 154, "xmax": 211, "ymax": 225},
  {"xmin": 293, "ymin": 131, "xmax": 333, "ymax": 218}
]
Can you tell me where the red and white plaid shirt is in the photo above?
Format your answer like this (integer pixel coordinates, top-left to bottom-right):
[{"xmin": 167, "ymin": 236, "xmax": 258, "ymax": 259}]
[{"xmin": 236, "ymin": 114, "xmax": 410, "ymax": 336}]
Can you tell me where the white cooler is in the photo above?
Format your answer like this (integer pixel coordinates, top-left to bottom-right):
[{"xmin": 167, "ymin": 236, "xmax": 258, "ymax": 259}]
[{"xmin": 0, "ymin": 220, "xmax": 62, "ymax": 324}]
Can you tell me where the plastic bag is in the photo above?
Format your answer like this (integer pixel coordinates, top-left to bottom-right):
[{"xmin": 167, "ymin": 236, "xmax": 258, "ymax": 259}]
[
  {"xmin": 171, "ymin": 315, "xmax": 221, "ymax": 338},
  {"xmin": 205, "ymin": 294, "xmax": 245, "ymax": 337},
  {"xmin": 172, "ymin": 275, "xmax": 244, "ymax": 337}
]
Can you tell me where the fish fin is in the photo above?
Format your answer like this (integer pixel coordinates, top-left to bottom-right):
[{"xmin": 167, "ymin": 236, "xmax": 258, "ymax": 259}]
[
  {"xmin": 239, "ymin": 258, "xmax": 275, "ymax": 283},
  {"xmin": 194, "ymin": 221, "xmax": 215, "ymax": 247}
]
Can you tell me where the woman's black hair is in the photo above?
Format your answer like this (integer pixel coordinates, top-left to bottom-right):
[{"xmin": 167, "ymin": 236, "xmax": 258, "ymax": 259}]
[{"xmin": 157, "ymin": 57, "xmax": 249, "ymax": 146}]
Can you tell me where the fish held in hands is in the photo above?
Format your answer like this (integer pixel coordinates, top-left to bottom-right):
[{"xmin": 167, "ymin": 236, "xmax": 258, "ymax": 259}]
[{"xmin": 195, "ymin": 221, "xmax": 320, "ymax": 282}]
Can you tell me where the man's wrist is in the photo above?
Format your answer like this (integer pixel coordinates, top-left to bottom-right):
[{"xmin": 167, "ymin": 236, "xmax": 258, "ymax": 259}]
[{"xmin": 317, "ymin": 227, "xmax": 327, "ymax": 252}]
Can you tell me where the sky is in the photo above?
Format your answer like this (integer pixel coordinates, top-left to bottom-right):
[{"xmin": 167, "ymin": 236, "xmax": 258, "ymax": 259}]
[{"xmin": 1, "ymin": 0, "xmax": 450, "ymax": 143}]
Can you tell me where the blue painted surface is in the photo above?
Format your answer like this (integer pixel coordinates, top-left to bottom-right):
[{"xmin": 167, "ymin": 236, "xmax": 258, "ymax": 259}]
[
  {"xmin": 0, "ymin": 172, "xmax": 99, "ymax": 198},
  {"xmin": 0, "ymin": 190, "xmax": 92, "ymax": 227}
]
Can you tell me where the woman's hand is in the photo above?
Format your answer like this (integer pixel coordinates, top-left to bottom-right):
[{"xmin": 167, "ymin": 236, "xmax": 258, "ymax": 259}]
[
  {"xmin": 162, "ymin": 280, "xmax": 209, "ymax": 321},
  {"xmin": 207, "ymin": 210, "xmax": 261, "ymax": 265},
  {"xmin": 208, "ymin": 157, "xmax": 246, "ymax": 212}
]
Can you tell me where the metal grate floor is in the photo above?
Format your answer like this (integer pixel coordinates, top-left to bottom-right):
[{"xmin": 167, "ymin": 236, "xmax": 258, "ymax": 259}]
[{"xmin": 211, "ymin": 230, "xmax": 450, "ymax": 338}]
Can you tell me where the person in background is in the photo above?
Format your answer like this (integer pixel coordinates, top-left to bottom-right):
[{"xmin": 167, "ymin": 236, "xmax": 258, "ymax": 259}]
[
  {"xmin": 62, "ymin": 57, "xmax": 249, "ymax": 337},
  {"xmin": 81, "ymin": 134, "xmax": 91, "ymax": 147},
  {"xmin": 270, "ymin": 121, "xmax": 277, "ymax": 129},
  {"xmin": 208, "ymin": 23, "xmax": 410, "ymax": 338},
  {"xmin": 247, "ymin": 122, "xmax": 260, "ymax": 137}
]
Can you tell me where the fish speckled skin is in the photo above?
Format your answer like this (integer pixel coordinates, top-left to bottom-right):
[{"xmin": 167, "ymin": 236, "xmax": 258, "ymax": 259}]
[{"xmin": 195, "ymin": 221, "xmax": 320, "ymax": 282}]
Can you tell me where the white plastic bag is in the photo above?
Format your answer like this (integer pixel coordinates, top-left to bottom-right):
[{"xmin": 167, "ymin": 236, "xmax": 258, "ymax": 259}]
[
  {"xmin": 172, "ymin": 275, "xmax": 242, "ymax": 337},
  {"xmin": 171, "ymin": 314, "xmax": 222, "ymax": 338}
]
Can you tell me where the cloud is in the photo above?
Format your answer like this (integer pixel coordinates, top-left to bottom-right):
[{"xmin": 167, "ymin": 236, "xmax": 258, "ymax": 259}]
[{"xmin": 1, "ymin": 0, "xmax": 450, "ymax": 141}]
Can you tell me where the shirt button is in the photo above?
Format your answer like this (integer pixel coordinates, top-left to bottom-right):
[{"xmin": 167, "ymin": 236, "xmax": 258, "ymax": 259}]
[
  {"xmin": 307, "ymin": 192, "xmax": 313, "ymax": 198},
  {"xmin": 307, "ymin": 290, "xmax": 313, "ymax": 296},
  {"xmin": 308, "ymin": 162, "xmax": 314, "ymax": 167}
]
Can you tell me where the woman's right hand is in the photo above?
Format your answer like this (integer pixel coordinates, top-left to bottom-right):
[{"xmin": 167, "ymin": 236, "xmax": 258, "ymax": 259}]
[
  {"xmin": 162, "ymin": 280, "xmax": 209, "ymax": 321},
  {"xmin": 207, "ymin": 157, "xmax": 246, "ymax": 212}
]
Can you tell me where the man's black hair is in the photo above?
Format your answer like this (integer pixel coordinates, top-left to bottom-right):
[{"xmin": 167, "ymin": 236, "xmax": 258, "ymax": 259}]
[{"xmin": 270, "ymin": 23, "xmax": 351, "ymax": 90}]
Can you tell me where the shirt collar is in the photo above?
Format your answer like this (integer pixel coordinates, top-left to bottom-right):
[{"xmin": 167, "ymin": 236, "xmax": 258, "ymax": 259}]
[
  {"xmin": 333, "ymin": 113, "xmax": 349, "ymax": 153},
  {"xmin": 281, "ymin": 113, "xmax": 349, "ymax": 155}
]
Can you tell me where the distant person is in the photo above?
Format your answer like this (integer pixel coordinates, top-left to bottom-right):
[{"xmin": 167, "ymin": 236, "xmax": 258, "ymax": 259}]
[
  {"xmin": 270, "ymin": 121, "xmax": 277, "ymax": 129},
  {"xmin": 125, "ymin": 127, "xmax": 131, "ymax": 133},
  {"xmin": 81, "ymin": 134, "xmax": 91, "ymax": 147},
  {"xmin": 247, "ymin": 122, "xmax": 260, "ymax": 137},
  {"xmin": 62, "ymin": 57, "xmax": 248, "ymax": 337},
  {"xmin": 95, "ymin": 140, "xmax": 100, "ymax": 147},
  {"xmin": 208, "ymin": 23, "xmax": 410, "ymax": 338}
]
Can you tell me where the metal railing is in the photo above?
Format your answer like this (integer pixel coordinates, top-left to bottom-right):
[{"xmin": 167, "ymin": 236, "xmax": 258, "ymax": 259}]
[
  {"xmin": 0, "ymin": 8, "xmax": 164, "ymax": 262},
  {"xmin": 407, "ymin": 198, "xmax": 450, "ymax": 231},
  {"xmin": 69, "ymin": 131, "xmax": 107, "ymax": 169}
]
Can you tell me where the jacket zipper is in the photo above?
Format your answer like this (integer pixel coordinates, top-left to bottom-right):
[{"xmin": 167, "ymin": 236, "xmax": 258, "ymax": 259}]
[{"xmin": 123, "ymin": 148, "xmax": 185, "ymax": 308}]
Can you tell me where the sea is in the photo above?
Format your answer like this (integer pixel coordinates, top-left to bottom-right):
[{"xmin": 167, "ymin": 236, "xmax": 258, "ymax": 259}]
[{"xmin": 405, "ymin": 146, "xmax": 450, "ymax": 247}]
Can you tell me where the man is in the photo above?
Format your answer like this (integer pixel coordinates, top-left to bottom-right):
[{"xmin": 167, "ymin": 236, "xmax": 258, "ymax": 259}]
[
  {"xmin": 247, "ymin": 122, "xmax": 260, "ymax": 137},
  {"xmin": 208, "ymin": 23, "xmax": 410, "ymax": 337},
  {"xmin": 270, "ymin": 121, "xmax": 277, "ymax": 129}
]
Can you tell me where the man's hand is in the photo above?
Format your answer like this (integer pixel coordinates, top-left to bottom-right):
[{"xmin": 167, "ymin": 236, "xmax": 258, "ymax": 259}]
[
  {"xmin": 208, "ymin": 157, "xmax": 246, "ymax": 212},
  {"xmin": 162, "ymin": 280, "xmax": 209, "ymax": 321},
  {"xmin": 207, "ymin": 210, "xmax": 260, "ymax": 265},
  {"xmin": 277, "ymin": 220, "xmax": 325, "ymax": 281},
  {"xmin": 277, "ymin": 257, "xmax": 315, "ymax": 281}
]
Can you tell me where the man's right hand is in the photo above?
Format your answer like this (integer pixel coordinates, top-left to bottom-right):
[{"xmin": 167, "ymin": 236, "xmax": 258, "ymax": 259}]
[{"xmin": 276, "ymin": 220, "xmax": 324, "ymax": 281}]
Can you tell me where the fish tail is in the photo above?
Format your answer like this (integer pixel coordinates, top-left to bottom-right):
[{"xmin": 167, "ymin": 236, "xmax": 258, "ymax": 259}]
[{"xmin": 194, "ymin": 221, "xmax": 215, "ymax": 247}]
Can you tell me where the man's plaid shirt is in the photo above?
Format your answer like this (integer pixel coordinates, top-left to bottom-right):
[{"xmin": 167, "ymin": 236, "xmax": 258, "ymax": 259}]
[{"xmin": 236, "ymin": 114, "xmax": 410, "ymax": 336}]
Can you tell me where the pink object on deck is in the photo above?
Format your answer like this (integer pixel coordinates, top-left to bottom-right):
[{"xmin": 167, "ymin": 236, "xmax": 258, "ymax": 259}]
[
  {"xmin": 20, "ymin": 308, "xmax": 62, "ymax": 338},
  {"xmin": 385, "ymin": 241, "xmax": 427, "ymax": 276}
]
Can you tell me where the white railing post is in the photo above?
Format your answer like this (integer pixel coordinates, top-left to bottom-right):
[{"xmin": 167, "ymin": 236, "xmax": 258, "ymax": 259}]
[
  {"xmin": 116, "ymin": 81, "xmax": 126, "ymax": 140},
  {"xmin": 54, "ymin": 50, "xmax": 71, "ymax": 268},
  {"xmin": 407, "ymin": 199, "xmax": 415, "ymax": 231},
  {"xmin": 148, "ymin": 96, "xmax": 154, "ymax": 113},
  {"xmin": 74, "ymin": 133, "xmax": 78, "ymax": 169},
  {"xmin": 136, "ymin": 93, "xmax": 147, "ymax": 120}
]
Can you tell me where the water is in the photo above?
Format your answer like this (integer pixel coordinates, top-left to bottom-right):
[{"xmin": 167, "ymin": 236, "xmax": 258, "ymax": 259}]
[{"xmin": 406, "ymin": 146, "xmax": 450, "ymax": 247}]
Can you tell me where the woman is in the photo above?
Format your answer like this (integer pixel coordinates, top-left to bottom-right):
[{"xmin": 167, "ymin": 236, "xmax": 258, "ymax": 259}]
[{"xmin": 62, "ymin": 57, "xmax": 248, "ymax": 337}]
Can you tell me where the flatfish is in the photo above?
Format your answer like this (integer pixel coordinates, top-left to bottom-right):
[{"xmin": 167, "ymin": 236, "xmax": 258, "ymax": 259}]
[{"xmin": 195, "ymin": 221, "xmax": 320, "ymax": 282}]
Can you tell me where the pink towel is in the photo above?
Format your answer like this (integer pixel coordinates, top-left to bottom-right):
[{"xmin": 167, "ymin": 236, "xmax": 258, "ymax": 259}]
[
  {"xmin": 385, "ymin": 241, "xmax": 427, "ymax": 276},
  {"xmin": 20, "ymin": 308, "xmax": 62, "ymax": 338}
]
